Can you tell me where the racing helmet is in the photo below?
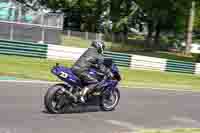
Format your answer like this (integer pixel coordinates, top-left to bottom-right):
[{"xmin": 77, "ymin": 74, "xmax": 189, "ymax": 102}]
[{"xmin": 91, "ymin": 40, "xmax": 105, "ymax": 54}]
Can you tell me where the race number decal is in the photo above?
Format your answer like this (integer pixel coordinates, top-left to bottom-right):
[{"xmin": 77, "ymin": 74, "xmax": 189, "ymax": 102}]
[{"xmin": 59, "ymin": 71, "xmax": 68, "ymax": 78}]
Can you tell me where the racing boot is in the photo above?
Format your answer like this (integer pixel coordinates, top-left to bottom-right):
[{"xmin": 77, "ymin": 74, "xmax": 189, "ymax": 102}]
[{"xmin": 79, "ymin": 87, "xmax": 89, "ymax": 103}]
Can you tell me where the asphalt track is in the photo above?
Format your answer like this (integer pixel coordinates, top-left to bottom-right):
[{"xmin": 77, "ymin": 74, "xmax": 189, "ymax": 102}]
[{"xmin": 0, "ymin": 81, "xmax": 200, "ymax": 133}]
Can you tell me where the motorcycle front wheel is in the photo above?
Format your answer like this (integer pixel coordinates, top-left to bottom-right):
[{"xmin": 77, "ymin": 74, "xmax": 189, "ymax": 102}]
[{"xmin": 100, "ymin": 88, "xmax": 120, "ymax": 111}]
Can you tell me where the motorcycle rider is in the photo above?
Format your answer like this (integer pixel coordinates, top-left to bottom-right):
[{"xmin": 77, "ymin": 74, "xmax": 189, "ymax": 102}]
[{"xmin": 72, "ymin": 40, "xmax": 107, "ymax": 103}]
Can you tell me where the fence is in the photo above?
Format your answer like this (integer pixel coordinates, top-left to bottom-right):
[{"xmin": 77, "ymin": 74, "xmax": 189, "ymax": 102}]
[
  {"xmin": 131, "ymin": 55, "xmax": 167, "ymax": 71},
  {"xmin": 63, "ymin": 30, "xmax": 103, "ymax": 41},
  {"xmin": 0, "ymin": 0, "xmax": 63, "ymax": 44},
  {"xmin": 1, "ymin": 39, "xmax": 200, "ymax": 75},
  {"xmin": 104, "ymin": 51, "xmax": 131, "ymax": 67},
  {"xmin": 166, "ymin": 60, "xmax": 195, "ymax": 74},
  {"xmin": 48, "ymin": 44, "xmax": 85, "ymax": 60},
  {"xmin": 0, "ymin": 39, "xmax": 47, "ymax": 58},
  {"xmin": 195, "ymin": 63, "xmax": 200, "ymax": 74}
]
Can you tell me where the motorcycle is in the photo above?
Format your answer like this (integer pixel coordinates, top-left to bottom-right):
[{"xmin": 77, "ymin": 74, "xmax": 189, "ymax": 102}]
[{"xmin": 44, "ymin": 58, "xmax": 121, "ymax": 113}]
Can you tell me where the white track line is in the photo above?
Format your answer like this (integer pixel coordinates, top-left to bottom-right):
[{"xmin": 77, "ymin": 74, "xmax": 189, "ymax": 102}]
[
  {"xmin": 105, "ymin": 120, "xmax": 141, "ymax": 131},
  {"xmin": 172, "ymin": 116, "xmax": 200, "ymax": 126}
]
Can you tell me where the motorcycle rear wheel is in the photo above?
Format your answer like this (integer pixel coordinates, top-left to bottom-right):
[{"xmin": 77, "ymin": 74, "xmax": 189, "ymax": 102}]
[{"xmin": 44, "ymin": 84, "xmax": 70, "ymax": 114}]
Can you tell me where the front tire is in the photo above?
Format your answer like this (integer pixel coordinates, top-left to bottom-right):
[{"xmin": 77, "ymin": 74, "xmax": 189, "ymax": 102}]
[
  {"xmin": 44, "ymin": 84, "xmax": 69, "ymax": 114},
  {"xmin": 100, "ymin": 88, "xmax": 120, "ymax": 111}
]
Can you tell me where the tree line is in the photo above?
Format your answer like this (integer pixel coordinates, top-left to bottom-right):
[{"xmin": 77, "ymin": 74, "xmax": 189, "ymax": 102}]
[{"xmin": 17, "ymin": 0, "xmax": 200, "ymax": 50}]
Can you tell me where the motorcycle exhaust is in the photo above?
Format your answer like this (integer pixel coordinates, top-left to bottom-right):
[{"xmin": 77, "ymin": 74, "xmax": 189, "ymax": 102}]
[{"xmin": 63, "ymin": 90, "xmax": 78, "ymax": 103}]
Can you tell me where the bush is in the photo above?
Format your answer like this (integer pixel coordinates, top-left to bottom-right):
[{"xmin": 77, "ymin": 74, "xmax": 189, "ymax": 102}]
[{"xmin": 192, "ymin": 53, "xmax": 200, "ymax": 62}]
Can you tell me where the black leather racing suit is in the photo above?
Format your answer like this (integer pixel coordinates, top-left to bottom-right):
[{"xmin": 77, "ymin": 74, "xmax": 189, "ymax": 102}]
[{"xmin": 71, "ymin": 47, "xmax": 105, "ymax": 91}]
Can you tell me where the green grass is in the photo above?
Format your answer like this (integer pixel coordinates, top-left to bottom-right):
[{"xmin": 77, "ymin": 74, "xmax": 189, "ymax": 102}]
[
  {"xmin": 61, "ymin": 36, "xmax": 92, "ymax": 48},
  {"xmin": 61, "ymin": 35, "xmax": 145, "ymax": 52},
  {"xmin": 1, "ymin": 54, "xmax": 200, "ymax": 91},
  {"xmin": 121, "ymin": 67, "xmax": 200, "ymax": 90},
  {"xmin": 61, "ymin": 36, "xmax": 112, "ymax": 50},
  {"xmin": 0, "ymin": 55, "xmax": 73, "ymax": 81},
  {"xmin": 61, "ymin": 35, "xmax": 195, "ymax": 62},
  {"xmin": 138, "ymin": 128, "xmax": 200, "ymax": 133}
]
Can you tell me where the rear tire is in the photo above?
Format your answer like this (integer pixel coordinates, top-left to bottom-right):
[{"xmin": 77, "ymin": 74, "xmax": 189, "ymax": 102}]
[
  {"xmin": 100, "ymin": 88, "xmax": 120, "ymax": 111},
  {"xmin": 44, "ymin": 84, "xmax": 69, "ymax": 114}
]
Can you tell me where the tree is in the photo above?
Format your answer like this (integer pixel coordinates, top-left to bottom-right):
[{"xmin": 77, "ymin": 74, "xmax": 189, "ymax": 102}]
[
  {"xmin": 109, "ymin": 0, "xmax": 139, "ymax": 42},
  {"xmin": 17, "ymin": 0, "xmax": 199, "ymax": 50},
  {"xmin": 194, "ymin": 1, "xmax": 200, "ymax": 31},
  {"xmin": 133, "ymin": 0, "xmax": 192, "ymax": 50},
  {"xmin": 40, "ymin": 0, "xmax": 107, "ymax": 32},
  {"xmin": 186, "ymin": 1, "xmax": 196, "ymax": 54},
  {"xmin": 79, "ymin": 0, "xmax": 101, "ymax": 32}
]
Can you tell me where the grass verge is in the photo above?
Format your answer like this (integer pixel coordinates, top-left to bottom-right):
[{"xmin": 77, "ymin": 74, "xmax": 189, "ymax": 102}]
[
  {"xmin": 0, "ymin": 55, "xmax": 73, "ymax": 81},
  {"xmin": 1, "ymin": 54, "xmax": 200, "ymax": 90},
  {"xmin": 61, "ymin": 36, "xmax": 112, "ymax": 50},
  {"xmin": 138, "ymin": 128, "xmax": 200, "ymax": 133},
  {"xmin": 61, "ymin": 36, "xmax": 195, "ymax": 62}
]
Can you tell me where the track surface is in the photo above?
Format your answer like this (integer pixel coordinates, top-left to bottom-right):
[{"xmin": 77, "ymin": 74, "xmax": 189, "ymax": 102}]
[{"xmin": 0, "ymin": 81, "xmax": 200, "ymax": 133}]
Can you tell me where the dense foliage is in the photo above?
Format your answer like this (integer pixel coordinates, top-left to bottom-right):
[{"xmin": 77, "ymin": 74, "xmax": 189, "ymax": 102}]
[{"xmin": 17, "ymin": 0, "xmax": 200, "ymax": 48}]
